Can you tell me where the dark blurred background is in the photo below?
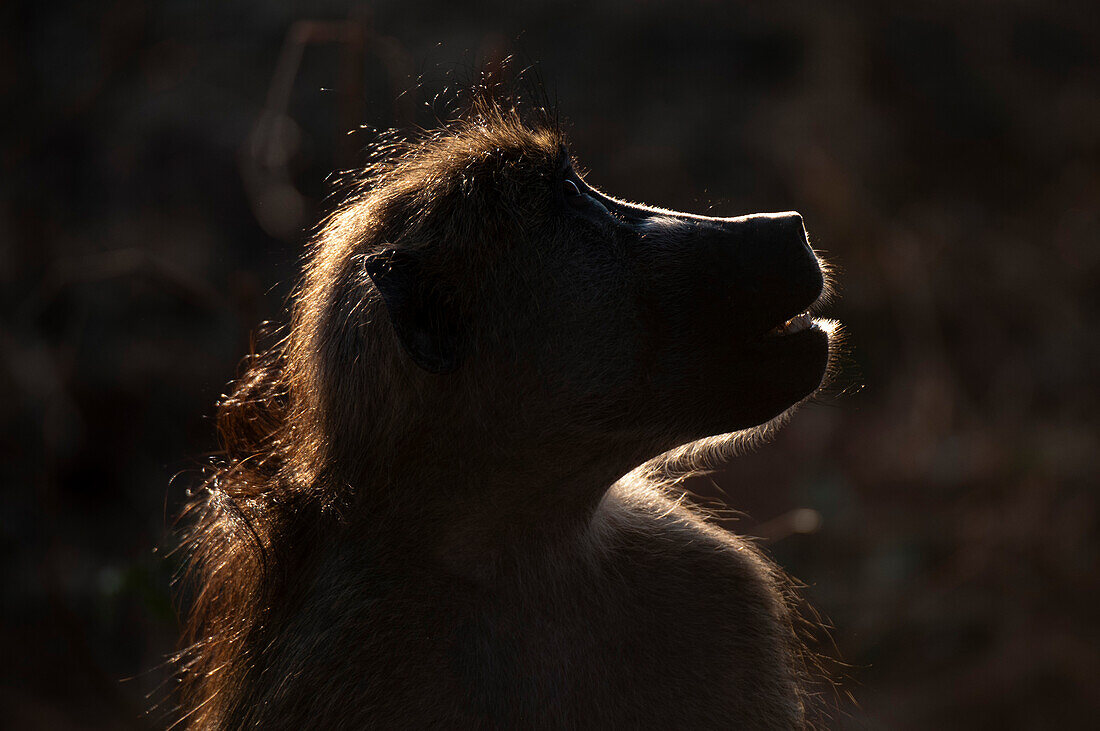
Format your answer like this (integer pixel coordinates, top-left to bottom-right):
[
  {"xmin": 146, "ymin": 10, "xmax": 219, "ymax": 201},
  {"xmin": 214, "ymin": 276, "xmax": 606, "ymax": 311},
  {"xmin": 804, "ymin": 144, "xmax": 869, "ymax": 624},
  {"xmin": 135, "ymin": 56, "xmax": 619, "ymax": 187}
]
[{"xmin": 2, "ymin": 1, "xmax": 1098, "ymax": 728}]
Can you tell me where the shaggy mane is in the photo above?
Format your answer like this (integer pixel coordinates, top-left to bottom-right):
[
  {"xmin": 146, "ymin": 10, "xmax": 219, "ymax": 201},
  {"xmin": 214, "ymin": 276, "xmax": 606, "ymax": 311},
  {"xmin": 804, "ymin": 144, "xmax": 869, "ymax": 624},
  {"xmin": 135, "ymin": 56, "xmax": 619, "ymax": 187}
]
[{"xmin": 173, "ymin": 95, "xmax": 565, "ymax": 729}]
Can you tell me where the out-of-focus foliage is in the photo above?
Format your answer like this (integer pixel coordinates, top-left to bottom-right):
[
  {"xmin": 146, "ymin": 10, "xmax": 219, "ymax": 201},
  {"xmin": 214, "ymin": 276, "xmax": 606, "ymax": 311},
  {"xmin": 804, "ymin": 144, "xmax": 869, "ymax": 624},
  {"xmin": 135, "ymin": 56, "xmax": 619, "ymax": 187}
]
[{"xmin": 1, "ymin": 1, "xmax": 1096, "ymax": 728}]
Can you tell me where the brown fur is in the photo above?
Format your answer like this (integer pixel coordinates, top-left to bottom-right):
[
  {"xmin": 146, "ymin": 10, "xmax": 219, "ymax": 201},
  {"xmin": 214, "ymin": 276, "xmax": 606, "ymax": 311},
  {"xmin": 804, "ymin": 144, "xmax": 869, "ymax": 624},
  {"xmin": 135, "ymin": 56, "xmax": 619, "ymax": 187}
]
[{"xmin": 175, "ymin": 99, "xmax": 831, "ymax": 729}]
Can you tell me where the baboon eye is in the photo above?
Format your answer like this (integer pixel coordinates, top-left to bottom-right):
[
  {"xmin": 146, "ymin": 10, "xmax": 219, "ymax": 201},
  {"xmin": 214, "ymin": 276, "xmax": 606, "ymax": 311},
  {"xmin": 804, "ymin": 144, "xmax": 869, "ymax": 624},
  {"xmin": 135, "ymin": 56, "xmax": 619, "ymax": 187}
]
[{"xmin": 562, "ymin": 179, "xmax": 585, "ymax": 204}]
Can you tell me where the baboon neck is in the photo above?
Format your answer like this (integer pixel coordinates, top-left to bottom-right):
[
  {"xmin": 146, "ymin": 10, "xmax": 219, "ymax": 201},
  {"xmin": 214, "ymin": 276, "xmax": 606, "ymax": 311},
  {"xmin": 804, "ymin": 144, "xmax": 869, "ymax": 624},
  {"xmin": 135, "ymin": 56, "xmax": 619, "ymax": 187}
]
[{"xmin": 351, "ymin": 437, "xmax": 635, "ymax": 575}]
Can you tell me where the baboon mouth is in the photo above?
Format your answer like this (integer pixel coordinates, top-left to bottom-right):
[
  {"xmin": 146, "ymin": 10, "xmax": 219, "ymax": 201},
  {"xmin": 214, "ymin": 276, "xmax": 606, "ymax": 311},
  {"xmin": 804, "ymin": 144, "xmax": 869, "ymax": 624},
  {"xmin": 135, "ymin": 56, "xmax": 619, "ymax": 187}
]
[{"xmin": 764, "ymin": 311, "xmax": 815, "ymax": 338}]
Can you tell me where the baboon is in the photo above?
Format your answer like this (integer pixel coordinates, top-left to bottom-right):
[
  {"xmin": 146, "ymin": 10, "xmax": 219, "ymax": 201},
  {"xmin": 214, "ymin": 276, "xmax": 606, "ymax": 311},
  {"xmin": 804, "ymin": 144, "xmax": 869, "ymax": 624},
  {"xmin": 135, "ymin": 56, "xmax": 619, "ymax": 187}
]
[{"xmin": 177, "ymin": 98, "xmax": 838, "ymax": 729}]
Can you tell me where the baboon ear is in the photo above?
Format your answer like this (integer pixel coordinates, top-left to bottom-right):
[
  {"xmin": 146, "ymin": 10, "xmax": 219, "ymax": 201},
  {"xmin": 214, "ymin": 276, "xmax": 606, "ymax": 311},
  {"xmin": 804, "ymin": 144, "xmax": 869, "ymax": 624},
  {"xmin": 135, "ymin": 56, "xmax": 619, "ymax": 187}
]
[{"xmin": 363, "ymin": 248, "xmax": 461, "ymax": 374}]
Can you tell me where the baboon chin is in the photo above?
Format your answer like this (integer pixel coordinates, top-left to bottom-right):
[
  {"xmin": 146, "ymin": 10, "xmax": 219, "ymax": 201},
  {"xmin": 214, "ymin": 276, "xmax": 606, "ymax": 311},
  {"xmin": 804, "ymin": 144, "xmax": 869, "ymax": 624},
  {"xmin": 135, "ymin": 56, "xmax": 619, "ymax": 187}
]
[{"xmin": 178, "ymin": 99, "xmax": 839, "ymax": 729}]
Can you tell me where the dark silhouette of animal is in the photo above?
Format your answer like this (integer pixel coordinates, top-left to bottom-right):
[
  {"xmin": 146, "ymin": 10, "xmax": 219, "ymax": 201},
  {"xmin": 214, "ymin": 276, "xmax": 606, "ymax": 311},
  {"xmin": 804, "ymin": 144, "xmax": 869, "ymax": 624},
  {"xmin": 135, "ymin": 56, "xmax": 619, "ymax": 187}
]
[{"xmin": 177, "ymin": 98, "xmax": 838, "ymax": 729}]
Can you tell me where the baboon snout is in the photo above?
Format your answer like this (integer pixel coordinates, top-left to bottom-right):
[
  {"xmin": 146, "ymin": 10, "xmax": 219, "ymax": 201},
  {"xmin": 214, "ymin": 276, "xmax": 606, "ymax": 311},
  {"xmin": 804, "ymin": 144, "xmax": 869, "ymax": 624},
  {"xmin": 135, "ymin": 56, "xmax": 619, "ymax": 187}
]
[
  {"xmin": 729, "ymin": 211, "xmax": 817, "ymax": 290},
  {"xmin": 674, "ymin": 210, "xmax": 823, "ymax": 340},
  {"xmin": 762, "ymin": 211, "xmax": 810, "ymax": 254}
]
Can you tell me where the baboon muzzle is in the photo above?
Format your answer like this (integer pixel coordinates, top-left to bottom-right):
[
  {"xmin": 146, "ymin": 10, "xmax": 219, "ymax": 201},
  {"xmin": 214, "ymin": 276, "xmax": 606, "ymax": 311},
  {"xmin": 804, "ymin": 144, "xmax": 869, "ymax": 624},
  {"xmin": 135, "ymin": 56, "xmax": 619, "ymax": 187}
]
[
  {"xmin": 634, "ymin": 209, "xmax": 824, "ymax": 345},
  {"xmin": 715, "ymin": 211, "xmax": 823, "ymax": 339}
]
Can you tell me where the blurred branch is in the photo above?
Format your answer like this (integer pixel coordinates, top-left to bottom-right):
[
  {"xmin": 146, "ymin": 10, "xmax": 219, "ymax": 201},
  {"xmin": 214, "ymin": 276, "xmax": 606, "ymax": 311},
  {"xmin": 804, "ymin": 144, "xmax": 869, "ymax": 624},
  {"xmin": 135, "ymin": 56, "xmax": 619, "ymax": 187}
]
[
  {"xmin": 241, "ymin": 12, "xmax": 416, "ymax": 241},
  {"xmin": 751, "ymin": 508, "xmax": 824, "ymax": 543},
  {"xmin": 17, "ymin": 247, "xmax": 231, "ymax": 329}
]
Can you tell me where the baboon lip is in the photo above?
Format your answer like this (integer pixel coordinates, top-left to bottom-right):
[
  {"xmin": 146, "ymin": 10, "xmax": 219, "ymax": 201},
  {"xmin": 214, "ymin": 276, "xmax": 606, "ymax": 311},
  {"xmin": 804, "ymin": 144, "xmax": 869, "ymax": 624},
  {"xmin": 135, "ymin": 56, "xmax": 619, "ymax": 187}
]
[
  {"xmin": 759, "ymin": 279, "xmax": 835, "ymax": 341},
  {"xmin": 764, "ymin": 311, "xmax": 815, "ymax": 338},
  {"xmin": 760, "ymin": 307, "xmax": 839, "ymax": 342}
]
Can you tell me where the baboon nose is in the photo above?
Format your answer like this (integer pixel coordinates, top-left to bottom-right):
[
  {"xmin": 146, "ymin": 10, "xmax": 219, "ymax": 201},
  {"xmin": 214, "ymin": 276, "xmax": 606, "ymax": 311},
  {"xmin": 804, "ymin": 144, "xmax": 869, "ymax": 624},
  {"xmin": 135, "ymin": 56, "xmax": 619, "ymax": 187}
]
[
  {"xmin": 722, "ymin": 211, "xmax": 822, "ymax": 334},
  {"xmin": 734, "ymin": 211, "xmax": 818, "ymax": 287},
  {"xmin": 761, "ymin": 212, "xmax": 811, "ymax": 258},
  {"xmin": 782, "ymin": 211, "xmax": 806, "ymax": 237}
]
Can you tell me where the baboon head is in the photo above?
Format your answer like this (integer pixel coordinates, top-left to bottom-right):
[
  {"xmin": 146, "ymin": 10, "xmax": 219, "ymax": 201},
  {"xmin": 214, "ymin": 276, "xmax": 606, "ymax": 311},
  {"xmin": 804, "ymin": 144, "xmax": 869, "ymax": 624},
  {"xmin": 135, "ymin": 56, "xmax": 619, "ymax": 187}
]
[{"xmin": 298, "ymin": 103, "xmax": 834, "ymax": 483}]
